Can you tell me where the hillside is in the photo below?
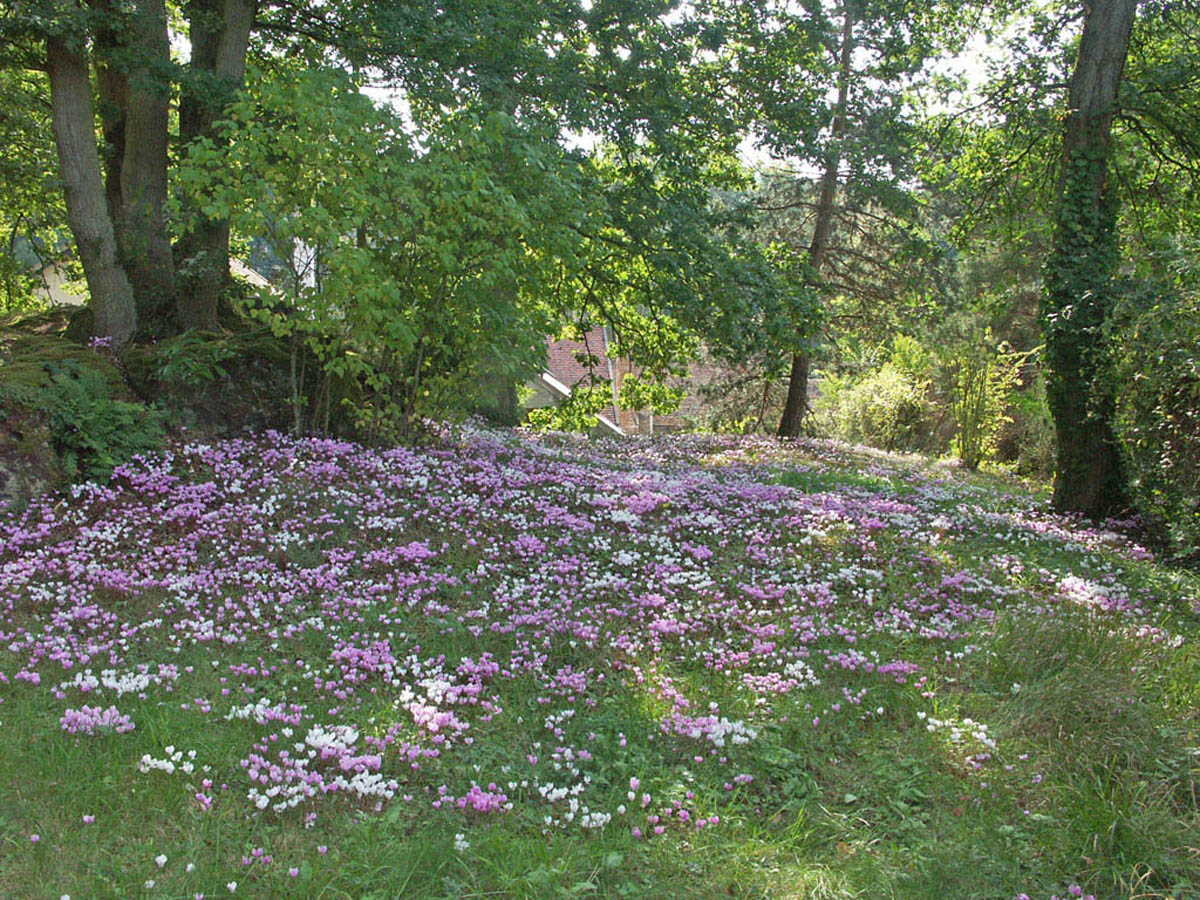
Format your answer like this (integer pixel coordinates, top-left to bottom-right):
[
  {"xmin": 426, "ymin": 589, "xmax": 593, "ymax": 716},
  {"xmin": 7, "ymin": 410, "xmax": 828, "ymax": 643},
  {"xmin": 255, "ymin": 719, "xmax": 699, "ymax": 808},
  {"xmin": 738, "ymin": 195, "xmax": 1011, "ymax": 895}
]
[{"xmin": 0, "ymin": 428, "xmax": 1197, "ymax": 899}]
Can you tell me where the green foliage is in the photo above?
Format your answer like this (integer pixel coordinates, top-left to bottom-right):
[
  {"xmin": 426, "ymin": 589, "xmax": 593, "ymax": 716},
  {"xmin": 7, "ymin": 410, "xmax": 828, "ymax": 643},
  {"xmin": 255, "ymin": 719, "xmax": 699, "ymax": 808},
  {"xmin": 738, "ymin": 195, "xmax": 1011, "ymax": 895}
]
[
  {"xmin": 526, "ymin": 383, "xmax": 614, "ymax": 433},
  {"xmin": 816, "ymin": 364, "xmax": 934, "ymax": 453},
  {"xmin": 153, "ymin": 331, "xmax": 238, "ymax": 388},
  {"xmin": 0, "ymin": 327, "xmax": 166, "ymax": 485},
  {"xmin": 39, "ymin": 360, "xmax": 166, "ymax": 482},
  {"xmin": 888, "ymin": 332, "xmax": 935, "ymax": 381},
  {"xmin": 945, "ymin": 334, "xmax": 1028, "ymax": 471},
  {"xmin": 616, "ymin": 373, "xmax": 685, "ymax": 417},
  {"xmin": 1041, "ymin": 146, "xmax": 1129, "ymax": 514},
  {"xmin": 1003, "ymin": 375, "xmax": 1057, "ymax": 481},
  {"xmin": 1108, "ymin": 266, "xmax": 1200, "ymax": 560},
  {"xmin": 178, "ymin": 64, "xmax": 565, "ymax": 437},
  {"xmin": 173, "ymin": 58, "xmax": 813, "ymax": 440},
  {"xmin": 0, "ymin": 68, "xmax": 67, "ymax": 314},
  {"xmin": 0, "ymin": 337, "xmax": 165, "ymax": 485}
]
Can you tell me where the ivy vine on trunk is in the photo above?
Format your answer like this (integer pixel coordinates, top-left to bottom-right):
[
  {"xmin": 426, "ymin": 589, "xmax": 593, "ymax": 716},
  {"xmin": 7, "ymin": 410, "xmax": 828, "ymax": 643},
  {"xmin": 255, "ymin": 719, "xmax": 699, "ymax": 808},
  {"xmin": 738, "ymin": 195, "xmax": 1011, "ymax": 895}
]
[{"xmin": 1042, "ymin": 0, "xmax": 1136, "ymax": 519}]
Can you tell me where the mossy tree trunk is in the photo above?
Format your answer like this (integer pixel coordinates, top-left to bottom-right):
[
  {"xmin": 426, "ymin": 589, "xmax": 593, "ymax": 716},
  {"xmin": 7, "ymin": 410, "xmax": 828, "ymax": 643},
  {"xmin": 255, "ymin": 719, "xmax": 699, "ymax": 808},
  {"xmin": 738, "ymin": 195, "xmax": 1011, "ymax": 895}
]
[{"xmin": 1042, "ymin": 0, "xmax": 1136, "ymax": 518}]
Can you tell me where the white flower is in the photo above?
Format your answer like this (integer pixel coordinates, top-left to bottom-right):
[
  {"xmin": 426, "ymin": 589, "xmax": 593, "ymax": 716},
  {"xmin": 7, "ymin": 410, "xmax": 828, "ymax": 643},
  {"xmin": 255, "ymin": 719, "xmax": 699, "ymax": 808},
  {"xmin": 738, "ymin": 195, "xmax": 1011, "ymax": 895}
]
[
  {"xmin": 155, "ymin": 854, "xmax": 168, "ymax": 868},
  {"xmin": 227, "ymin": 882, "xmax": 238, "ymax": 893},
  {"xmin": 186, "ymin": 863, "xmax": 195, "ymax": 873},
  {"xmin": 144, "ymin": 880, "xmax": 155, "ymax": 889},
  {"xmin": 453, "ymin": 833, "xmax": 470, "ymax": 853}
]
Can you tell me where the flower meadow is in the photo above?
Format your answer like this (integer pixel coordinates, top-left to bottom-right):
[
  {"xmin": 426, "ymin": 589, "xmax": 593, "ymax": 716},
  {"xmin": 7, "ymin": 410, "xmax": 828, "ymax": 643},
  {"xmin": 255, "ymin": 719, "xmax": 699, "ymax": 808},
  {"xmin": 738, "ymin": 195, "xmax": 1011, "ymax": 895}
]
[{"xmin": 1, "ymin": 426, "xmax": 1197, "ymax": 899}]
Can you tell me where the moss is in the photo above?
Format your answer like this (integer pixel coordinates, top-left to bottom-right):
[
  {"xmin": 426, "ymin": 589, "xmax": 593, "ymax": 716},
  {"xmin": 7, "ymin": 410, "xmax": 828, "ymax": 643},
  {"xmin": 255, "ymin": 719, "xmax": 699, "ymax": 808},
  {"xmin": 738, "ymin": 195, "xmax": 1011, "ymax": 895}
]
[
  {"xmin": 0, "ymin": 330, "xmax": 160, "ymax": 498},
  {"xmin": 0, "ymin": 332, "xmax": 128, "ymax": 405},
  {"xmin": 0, "ymin": 304, "xmax": 76, "ymax": 336}
]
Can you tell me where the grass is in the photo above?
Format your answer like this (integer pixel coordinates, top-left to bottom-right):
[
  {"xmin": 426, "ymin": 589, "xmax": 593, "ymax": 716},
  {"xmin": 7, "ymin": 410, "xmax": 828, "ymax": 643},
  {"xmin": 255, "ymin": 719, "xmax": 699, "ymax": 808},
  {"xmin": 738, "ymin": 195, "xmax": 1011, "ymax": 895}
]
[{"xmin": 0, "ymin": 427, "xmax": 1197, "ymax": 899}]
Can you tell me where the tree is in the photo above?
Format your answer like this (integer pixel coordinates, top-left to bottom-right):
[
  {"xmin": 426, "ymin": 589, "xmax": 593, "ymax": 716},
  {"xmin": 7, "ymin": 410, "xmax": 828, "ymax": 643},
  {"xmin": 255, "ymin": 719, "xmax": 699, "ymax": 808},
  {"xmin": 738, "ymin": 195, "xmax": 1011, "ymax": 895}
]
[
  {"xmin": 773, "ymin": 3, "xmax": 853, "ymax": 438},
  {"xmin": 1, "ymin": 0, "xmax": 259, "ymax": 342},
  {"xmin": 175, "ymin": 0, "xmax": 257, "ymax": 330},
  {"xmin": 4, "ymin": 0, "xmax": 813, "ymax": 357},
  {"xmin": 1041, "ymin": 0, "xmax": 1137, "ymax": 517},
  {"xmin": 737, "ymin": 0, "xmax": 990, "ymax": 437},
  {"xmin": 45, "ymin": 18, "xmax": 137, "ymax": 342}
]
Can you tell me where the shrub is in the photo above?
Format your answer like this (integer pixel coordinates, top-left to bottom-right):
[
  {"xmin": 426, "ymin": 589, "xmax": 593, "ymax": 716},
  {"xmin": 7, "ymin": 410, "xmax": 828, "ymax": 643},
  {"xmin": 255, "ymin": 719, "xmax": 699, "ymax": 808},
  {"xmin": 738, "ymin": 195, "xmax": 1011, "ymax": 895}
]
[
  {"xmin": 153, "ymin": 331, "xmax": 238, "ymax": 387},
  {"xmin": 178, "ymin": 66, "xmax": 566, "ymax": 440},
  {"xmin": 817, "ymin": 364, "xmax": 934, "ymax": 453},
  {"xmin": 40, "ymin": 360, "xmax": 166, "ymax": 483},
  {"xmin": 1109, "ymin": 283, "xmax": 1200, "ymax": 560},
  {"xmin": 1001, "ymin": 375, "xmax": 1057, "ymax": 481},
  {"xmin": 945, "ymin": 335, "xmax": 1028, "ymax": 471}
]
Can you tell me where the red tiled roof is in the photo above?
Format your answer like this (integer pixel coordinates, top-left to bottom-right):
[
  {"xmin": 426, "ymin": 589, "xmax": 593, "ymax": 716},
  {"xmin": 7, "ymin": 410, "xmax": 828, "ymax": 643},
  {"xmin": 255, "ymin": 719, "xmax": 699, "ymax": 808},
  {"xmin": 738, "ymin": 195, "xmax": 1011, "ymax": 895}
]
[
  {"xmin": 546, "ymin": 327, "xmax": 619, "ymax": 424},
  {"xmin": 545, "ymin": 328, "xmax": 734, "ymax": 433}
]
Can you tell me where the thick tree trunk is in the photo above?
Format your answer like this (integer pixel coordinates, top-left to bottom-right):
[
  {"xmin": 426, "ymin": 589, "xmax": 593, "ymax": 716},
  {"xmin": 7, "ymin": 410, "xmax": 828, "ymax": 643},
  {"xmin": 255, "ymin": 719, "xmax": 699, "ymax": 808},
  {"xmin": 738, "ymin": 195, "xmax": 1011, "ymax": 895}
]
[
  {"xmin": 778, "ymin": 6, "xmax": 853, "ymax": 438},
  {"xmin": 92, "ymin": 37, "xmax": 126, "ymax": 225},
  {"xmin": 1042, "ymin": 0, "xmax": 1136, "ymax": 518},
  {"xmin": 120, "ymin": 0, "xmax": 176, "ymax": 330},
  {"xmin": 175, "ymin": 0, "xmax": 257, "ymax": 330},
  {"xmin": 90, "ymin": 0, "xmax": 128, "ymax": 225},
  {"xmin": 46, "ymin": 34, "xmax": 137, "ymax": 345},
  {"xmin": 89, "ymin": 0, "xmax": 176, "ymax": 334}
]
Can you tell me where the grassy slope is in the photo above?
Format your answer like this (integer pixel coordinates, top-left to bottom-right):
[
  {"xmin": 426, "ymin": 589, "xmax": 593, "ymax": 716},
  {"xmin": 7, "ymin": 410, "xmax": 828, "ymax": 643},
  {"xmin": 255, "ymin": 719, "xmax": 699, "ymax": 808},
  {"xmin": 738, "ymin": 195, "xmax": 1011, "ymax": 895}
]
[{"xmin": 0, "ymin": 429, "xmax": 1196, "ymax": 900}]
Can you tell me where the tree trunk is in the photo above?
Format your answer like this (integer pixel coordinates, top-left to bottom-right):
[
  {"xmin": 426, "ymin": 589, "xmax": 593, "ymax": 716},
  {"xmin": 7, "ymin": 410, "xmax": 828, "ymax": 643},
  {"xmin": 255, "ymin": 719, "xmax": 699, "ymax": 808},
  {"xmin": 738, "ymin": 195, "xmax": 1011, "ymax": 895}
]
[
  {"xmin": 119, "ymin": 0, "xmax": 176, "ymax": 331},
  {"xmin": 777, "ymin": 352, "xmax": 810, "ymax": 437},
  {"xmin": 91, "ymin": 15, "xmax": 127, "ymax": 228},
  {"xmin": 175, "ymin": 0, "xmax": 257, "ymax": 330},
  {"xmin": 1042, "ymin": 0, "xmax": 1136, "ymax": 518},
  {"xmin": 778, "ymin": 5, "xmax": 853, "ymax": 437},
  {"xmin": 46, "ymin": 33, "xmax": 137, "ymax": 345},
  {"xmin": 89, "ymin": 0, "xmax": 176, "ymax": 334}
]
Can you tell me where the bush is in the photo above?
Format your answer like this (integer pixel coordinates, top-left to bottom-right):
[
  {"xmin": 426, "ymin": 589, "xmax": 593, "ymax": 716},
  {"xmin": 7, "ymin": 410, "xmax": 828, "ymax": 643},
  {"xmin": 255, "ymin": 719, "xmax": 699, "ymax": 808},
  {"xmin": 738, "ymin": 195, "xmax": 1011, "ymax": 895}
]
[
  {"xmin": 944, "ymin": 335, "xmax": 1028, "ymax": 471},
  {"xmin": 999, "ymin": 375, "xmax": 1056, "ymax": 481},
  {"xmin": 816, "ymin": 364, "xmax": 934, "ymax": 452},
  {"xmin": 179, "ymin": 66, "xmax": 565, "ymax": 440},
  {"xmin": 1109, "ymin": 284, "xmax": 1200, "ymax": 560}
]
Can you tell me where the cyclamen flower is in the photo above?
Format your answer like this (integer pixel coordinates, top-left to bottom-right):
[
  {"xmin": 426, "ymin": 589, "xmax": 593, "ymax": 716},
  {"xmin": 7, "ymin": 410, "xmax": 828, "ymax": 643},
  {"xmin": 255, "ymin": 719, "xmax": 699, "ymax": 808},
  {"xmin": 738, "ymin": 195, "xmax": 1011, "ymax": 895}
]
[{"xmin": 60, "ymin": 705, "xmax": 134, "ymax": 736}]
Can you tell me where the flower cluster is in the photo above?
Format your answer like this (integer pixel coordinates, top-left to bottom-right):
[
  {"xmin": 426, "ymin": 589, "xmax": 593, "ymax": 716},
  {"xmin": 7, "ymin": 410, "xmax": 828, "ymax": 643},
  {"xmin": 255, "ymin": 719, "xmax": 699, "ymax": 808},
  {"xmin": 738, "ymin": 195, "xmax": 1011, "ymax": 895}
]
[{"xmin": 60, "ymin": 705, "xmax": 135, "ymax": 736}]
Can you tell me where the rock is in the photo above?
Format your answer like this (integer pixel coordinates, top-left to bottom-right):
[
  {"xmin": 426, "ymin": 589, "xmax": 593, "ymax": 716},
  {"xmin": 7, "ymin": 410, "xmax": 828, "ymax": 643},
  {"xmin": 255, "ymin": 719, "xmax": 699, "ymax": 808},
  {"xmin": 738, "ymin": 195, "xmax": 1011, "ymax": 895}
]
[{"xmin": 0, "ymin": 410, "xmax": 61, "ymax": 513}]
